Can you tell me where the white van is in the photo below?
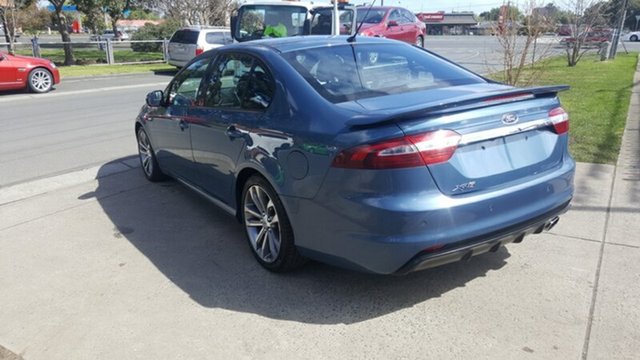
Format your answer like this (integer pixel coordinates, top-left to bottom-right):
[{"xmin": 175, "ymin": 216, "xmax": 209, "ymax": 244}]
[{"xmin": 167, "ymin": 26, "xmax": 233, "ymax": 68}]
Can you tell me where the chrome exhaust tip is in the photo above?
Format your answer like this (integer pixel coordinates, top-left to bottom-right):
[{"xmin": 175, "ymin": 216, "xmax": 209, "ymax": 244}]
[{"xmin": 544, "ymin": 216, "xmax": 560, "ymax": 231}]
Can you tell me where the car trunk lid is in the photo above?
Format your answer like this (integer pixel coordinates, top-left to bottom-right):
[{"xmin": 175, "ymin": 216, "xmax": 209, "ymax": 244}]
[{"xmin": 346, "ymin": 84, "xmax": 570, "ymax": 196}]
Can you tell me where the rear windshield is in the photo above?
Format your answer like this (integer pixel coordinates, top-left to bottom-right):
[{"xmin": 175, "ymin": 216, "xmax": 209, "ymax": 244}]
[
  {"xmin": 170, "ymin": 30, "xmax": 199, "ymax": 44},
  {"xmin": 236, "ymin": 5, "xmax": 307, "ymax": 41},
  {"xmin": 283, "ymin": 43, "xmax": 485, "ymax": 103}
]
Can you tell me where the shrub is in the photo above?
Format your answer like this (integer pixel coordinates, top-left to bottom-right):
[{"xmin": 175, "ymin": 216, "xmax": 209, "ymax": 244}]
[{"xmin": 131, "ymin": 20, "xmax": 181, "ymax": 52}]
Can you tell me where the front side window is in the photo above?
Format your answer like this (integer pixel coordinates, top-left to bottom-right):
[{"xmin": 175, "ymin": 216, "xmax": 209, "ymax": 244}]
[
  {"xmin": 203, "ymin": 53, "xmax": 275, "ymax": 110},
  {"xmin": 283, "ymin": 43, "xmax": 485, "ymax": 103},
  {"xmin": 167, "ymin": 58, "xmax": 211, "ymax": 106}
]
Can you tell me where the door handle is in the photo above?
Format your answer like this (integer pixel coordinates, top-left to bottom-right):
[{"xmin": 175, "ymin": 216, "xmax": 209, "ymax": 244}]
[
  {"xmin": 226, "ymin": 125, "xmax": 245, "ymax": 139},
  {"xmin": 178, "ymin": 119, "xmax": 188, "ymax": 131}
]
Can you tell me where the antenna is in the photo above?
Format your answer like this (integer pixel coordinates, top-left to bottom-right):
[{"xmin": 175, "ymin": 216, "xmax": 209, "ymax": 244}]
[{"xmin": 347, "ymin": 0, "xmax": 377, "ymax": 43}]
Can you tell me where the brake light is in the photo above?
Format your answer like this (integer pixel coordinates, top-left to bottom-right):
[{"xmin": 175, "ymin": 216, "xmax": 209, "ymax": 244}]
[
  {"xmin": 331, "ymin": 130, "xmax": 461, "ymax": 169},
  {"xmin": 548, "ymin": 107, "xmax": 569, "ymax": 134},
  {"xmin": 195, "ymin": 46, "xmax": 204, "ymax": 56}
]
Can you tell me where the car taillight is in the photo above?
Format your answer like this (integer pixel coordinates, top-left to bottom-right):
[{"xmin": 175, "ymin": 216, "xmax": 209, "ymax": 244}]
[
  {"xmin": 195, "ymin": 46, "xmax": 204, "ymax": 56},
  {"xmin": 548, "ymin": 107, "xmax": 569, "ymax": 134},
  {"xmin": 331, "ymin": 130, "xmax": 461, "ymax": 169}
]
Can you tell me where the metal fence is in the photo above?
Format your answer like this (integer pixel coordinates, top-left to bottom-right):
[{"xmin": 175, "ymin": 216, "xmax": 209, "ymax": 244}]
[{"xmin": 1, "ymin": 38, "xmax": 170, "ymax": 65}]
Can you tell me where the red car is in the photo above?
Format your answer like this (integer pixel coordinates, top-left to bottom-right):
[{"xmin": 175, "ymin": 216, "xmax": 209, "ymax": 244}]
[
  {"xmin": 356, "ymin": 6, "xmax": 427, "ymax": 47},
  {"xmin": 0, "ymin": 51, "xmax": 60, "ymax": 93}
]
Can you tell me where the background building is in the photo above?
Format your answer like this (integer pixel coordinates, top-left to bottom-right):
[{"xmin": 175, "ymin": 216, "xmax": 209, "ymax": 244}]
[{"xmin": 416, "ymin": 12, "xmax": 478, "ymax": 35}]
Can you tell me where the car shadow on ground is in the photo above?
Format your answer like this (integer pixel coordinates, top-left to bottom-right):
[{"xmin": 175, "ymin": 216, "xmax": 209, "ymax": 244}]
[{"xmin": 88, "ymin": 157, "xmax": 511, "ymax": 325}]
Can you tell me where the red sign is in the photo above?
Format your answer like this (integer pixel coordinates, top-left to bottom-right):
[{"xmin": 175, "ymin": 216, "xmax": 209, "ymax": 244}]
[{"xmin": 418, "ymin": 12, "xmax": 445, "ymax": 22}]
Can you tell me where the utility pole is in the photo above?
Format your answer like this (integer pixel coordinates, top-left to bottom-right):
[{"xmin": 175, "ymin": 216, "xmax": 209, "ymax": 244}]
[{"xmin": 609, "ymin": 0, "xmax": 629, "ymax": 59}]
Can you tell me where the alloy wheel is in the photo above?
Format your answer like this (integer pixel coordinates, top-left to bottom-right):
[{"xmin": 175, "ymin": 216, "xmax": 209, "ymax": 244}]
[
  {"xmin": 243, "ymin": 185, "xmax": 281, "ymax": 263},
  {"xmin": 137, "ymin": 130, "xmax": 154, "ymax": 177},
  {"xmin": 30, "ymin": 69, "xmax": 52, "ymax": 92}
]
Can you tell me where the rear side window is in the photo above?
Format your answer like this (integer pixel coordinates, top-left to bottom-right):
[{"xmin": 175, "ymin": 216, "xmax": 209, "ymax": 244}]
[
  {"xmin": 205, "ymin": 32, "xmax": 231, "ymax": 45},
  {"xmin": 283, "ymin": 43, "xmax": 485, "ymax": 103},
  {"xmin": 170, "ymin": 30, "xmax": 199, "ymax": 44}
]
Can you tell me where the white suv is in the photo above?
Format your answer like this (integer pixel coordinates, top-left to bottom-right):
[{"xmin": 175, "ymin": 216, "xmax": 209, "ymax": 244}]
[{"xmin": 167, "ymin": 26, "xmax": 232, "ymax": 68}]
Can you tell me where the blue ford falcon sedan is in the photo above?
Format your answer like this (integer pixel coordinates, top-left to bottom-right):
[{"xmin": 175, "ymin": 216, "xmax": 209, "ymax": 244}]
[{"xmin": 135, "ymin": 36, "xmax": 574, "ymax": 274}]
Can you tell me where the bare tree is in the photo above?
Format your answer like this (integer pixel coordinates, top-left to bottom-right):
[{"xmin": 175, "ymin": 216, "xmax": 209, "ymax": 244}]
[
  {"xmin": 143, "ymin": 0, "xmax": 234, "ymax": 26},
  {"xmin": 1, "ymin": 0, "xmax": 34, "ymax": 53},
  {"xmin": 493, "ymin": 1, "xmax": 556, "ymax": 85},
  {"xmin": 562, "ymin": 0, "xmax": 608, "ymax": 66}
]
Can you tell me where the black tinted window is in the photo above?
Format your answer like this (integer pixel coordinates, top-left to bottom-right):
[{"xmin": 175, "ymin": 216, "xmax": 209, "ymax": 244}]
[
  {"xmin": 283, "ymin": 43, "xmax": 485, "ymax": 103},
  {"xmin": 170, "ymin": 30, "xmax": 199, "ymax": 44}
]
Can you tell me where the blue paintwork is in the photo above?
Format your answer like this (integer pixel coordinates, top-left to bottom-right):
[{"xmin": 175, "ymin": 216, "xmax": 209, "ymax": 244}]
[{"xmin": 136, "ymin": 36, "xmax": 575, "ymax": 274}]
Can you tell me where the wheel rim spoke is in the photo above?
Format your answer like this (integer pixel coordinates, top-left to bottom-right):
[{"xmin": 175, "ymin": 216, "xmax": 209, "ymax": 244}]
[
  {"xmin": 244, "ymin": 184, "xmax": 282, "ymax": 263},
  {"xmin": 137, "ymin": 131, "xmax": 153, "ymax": 175}
]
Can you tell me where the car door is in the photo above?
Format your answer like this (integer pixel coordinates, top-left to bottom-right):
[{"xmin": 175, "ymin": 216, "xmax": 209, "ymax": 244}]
[
  {"xmin": 145, "ymin": 56, "xmax": 213, "ymax": 181},
  {"xmin": 0, "ymin": 53, "xmax": 19, "ymax": 90},
  {"xmin": 385, "ymin": 9, "xmax": 407, "ymax": 42},
  {"xmin": 187, "ymin": 52, "xmax": 276, "ymax": 205}
]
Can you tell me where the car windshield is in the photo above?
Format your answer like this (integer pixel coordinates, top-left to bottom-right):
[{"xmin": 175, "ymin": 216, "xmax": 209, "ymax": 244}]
[
  {"xmin": 283, "ymin": 43, "xmax": 486, "ymax": 103},
  {"xmin": 236, "ymin": 5, "xmax": 308, "ymax": 41},
  {"xmin": 310, "ymin": 8, "xmax": 355, "ymax": 35},
  {"xmin": 356, "ymin": 9, "xmax": 387, "ymax": 24}
]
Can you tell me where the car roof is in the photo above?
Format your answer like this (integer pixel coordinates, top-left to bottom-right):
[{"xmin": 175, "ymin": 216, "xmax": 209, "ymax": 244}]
[{"xmin": 226, "ymin": 35, "xmax": 398, "ymax": 54}]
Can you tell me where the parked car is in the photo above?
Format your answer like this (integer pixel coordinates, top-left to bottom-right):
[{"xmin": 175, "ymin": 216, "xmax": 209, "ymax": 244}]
[
  {"xmin": 90, "ymin": 29, "xmax": 129, "ymax": 41},
  {"xmin": 625, "ymin": 31, "xmax": 640, "ymax": 42},
  {"xmin": 135, "ymin": 36, "xmax": 575, "ymax": 275},
  {"xmin": 561, "ymin": 30, "xmax": 612, "ymax": 46},
  {"xmin": 0, "ymin": 51, "xmax": 60, "ymax": 93},
  {"xmin": 167, "ymin": 26, "xmax": 233, "ymax": 68},
  {"xmin": 355, "ymin": 6, "xmax": 426, "ymax": 47}
]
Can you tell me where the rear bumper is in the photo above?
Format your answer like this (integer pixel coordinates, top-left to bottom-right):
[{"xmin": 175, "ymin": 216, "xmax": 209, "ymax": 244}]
[
  {"xmin": 167, "ymin": 58, "xmax": 189, "ymax": 68},
  {"xmin": 284, "ymin": 158, "xmax": 575, "ymax": 275},
  {"xmin": 394, "ymin": 200, "xmax": 570, "ymax": 275}
]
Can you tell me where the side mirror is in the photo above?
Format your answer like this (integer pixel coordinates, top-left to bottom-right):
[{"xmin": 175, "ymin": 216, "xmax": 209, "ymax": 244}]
[
  {"xmin": 0, "ymin": 54, "xmax": 5, "ymax": 61},
  {"xmin": 146, "ymin": 90, "xmax": 164, "ymax": 107},
  {"xmin": 230, "ymin": 15, "xmax": 238, "ymax": 41},
  {"xmin": 387, "ymin": 20, "xmax": 399, "ymax": 27}
]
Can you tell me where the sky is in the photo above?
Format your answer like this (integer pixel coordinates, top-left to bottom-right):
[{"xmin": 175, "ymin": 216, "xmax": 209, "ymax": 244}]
[{"xmin": 364, "ymin": 0, "xmax": 513, "ymax": 13}]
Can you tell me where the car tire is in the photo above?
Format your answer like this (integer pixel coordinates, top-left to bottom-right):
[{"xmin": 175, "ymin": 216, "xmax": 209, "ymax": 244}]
[
  {"xmin": 415, "ymin": 35, "xmax": 424, "ymax": 48},
  {"xmin": 27, "ymin": 68, "xmax": 53, "ymax": 93},
  {"xmin": 136, "ymin": 127, "xmax": 165, "ymax": 182},
  {"xmin": 631, "ymin": 35, "xmax": 639, "ymax": 42},
  {"xmin": 241, "ymin": 175, "xmax": 306, "ymax": 272}
]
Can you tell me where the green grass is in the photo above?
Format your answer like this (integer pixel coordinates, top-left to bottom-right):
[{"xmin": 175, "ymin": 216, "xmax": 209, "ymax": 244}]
[
  {"xmin": 489, "ymin": 53, "xmax": 639, "ymax": 164},
  {"xmin": 58, "ymin": 63, "xmax": 175, "ymax": 77},
  {"xmin": 16, "ymin": 48, "xmax": 164, "ymax": 64}
]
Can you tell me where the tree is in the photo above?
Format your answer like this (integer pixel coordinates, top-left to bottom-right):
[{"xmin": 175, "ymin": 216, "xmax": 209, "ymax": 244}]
[
  {"xmin": 16, "ymin": 3, "xmax": 51, "ymax": 35},
  {"xmin": 49, "ymin": 0, "xmax": 75, "ymax": 65},
  {"xmin": 493, "ymin": 0, "xmax": 555, "ymax": 85},
  {"xmin": 103, "ymin": 0, "xmax": 131, "ymax": 38},
  {"xmin": 561, "ymin": 0, "xmax": 608, "ymax": 66},
  {"xmin": 74, "ymin": 0, "xmax": 105, "ymax": 34},
  {"xmin": 479, "ymin": 5, "xmax": 521, "ymax": 21},
  {"xmin": 1, "ymin": 0, "xmax": 35, "ymax": 53},
  {"xmin": 141, "ymin": 0, "xmax": 234, "ymax": 26}
]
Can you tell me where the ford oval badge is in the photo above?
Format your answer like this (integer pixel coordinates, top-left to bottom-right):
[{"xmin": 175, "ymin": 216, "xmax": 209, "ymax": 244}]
[{"xmin": 502, "ymin": 113, "xmax": 519, "ymax": 125}]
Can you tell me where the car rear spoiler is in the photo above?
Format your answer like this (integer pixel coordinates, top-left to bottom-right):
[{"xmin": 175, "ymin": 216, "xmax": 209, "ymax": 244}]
[{"xmin": 345, "ymin": 85, "xmax": 570, "ymax": 128}]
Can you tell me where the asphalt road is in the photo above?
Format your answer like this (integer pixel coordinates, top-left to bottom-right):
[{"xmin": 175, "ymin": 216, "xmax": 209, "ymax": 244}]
[{"xmin": 0, "ymin": 72, "xmax": 174, "ymax": 187}]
